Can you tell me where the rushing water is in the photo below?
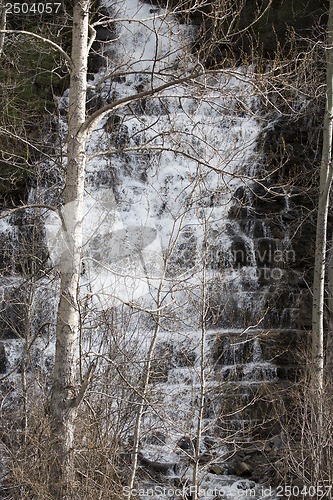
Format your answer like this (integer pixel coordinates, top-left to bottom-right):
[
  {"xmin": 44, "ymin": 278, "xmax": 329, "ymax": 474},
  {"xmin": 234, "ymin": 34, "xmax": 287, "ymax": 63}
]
[{"xmin": 0, "ymin": 1, "xmax": 300, "ymax": 497}]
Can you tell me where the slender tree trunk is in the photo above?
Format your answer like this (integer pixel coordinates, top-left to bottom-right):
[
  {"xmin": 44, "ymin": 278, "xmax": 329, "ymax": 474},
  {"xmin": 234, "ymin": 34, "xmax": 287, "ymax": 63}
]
[
  {"xmin": 0, "ymin": 0, "xmax": 6, "ymax": 58},
  {"xmin": 326, "ymin": 244, "xmax": 333, "ymax": 373},
  {"xmin": 126, "ymin": 284, "xmax": 164, "ymax": 499},
  {"xmin": 49, "ymin": 1, "xmax": 90, "ymax": 497},
  {"xmin": 311, "ymin": 0, "xmax": 333, "ymax": 391},
  {"xmin": 191, "ymin": 216, "xmax": 210, "ymax": 498},
  {"xmin": 192, "ymin": 266, "xmax": 207, "ymax": 500}
]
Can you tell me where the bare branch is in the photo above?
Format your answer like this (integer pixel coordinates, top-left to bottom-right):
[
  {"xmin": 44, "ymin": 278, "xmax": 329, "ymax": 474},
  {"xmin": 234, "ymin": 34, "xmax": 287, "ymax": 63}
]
[
  {"xmin": 0, "ymin": 29, "xmax": 71, "ymax": 64},
  {"xmin": 0, "ymin": 204, "xmax": 57, "ymax": 219},
  {"xmin": 81, "ymin": 69, "xmax": 202, "ymax": 135}
]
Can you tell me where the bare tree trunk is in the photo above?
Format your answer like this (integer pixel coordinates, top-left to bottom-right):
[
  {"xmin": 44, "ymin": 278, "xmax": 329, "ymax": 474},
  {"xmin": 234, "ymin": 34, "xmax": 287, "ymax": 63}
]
[
  {"xmin": 49, "ymin": 1, "xmax": 90, "ymax": 497},
  {"xmin": 0, "ymin": 0, "xmax": 6, "ymax": 58},
  {"xmin": 126, "ymin": 284, "xmax": 164, "ymax": 499},
  {"xmin": 192, "ymin": 219, "xmax": 208, "ymax": 499},
  {"xmin": 192, "ymin": 282, "xmax": 206, "ymax": 499},
  {"xmin": 311, "ymin": 0, "xmax": 333, "ymax": 391},
  {"xmin": 326, "ymin": 243, "xmax": 333, "ymax": 373}
]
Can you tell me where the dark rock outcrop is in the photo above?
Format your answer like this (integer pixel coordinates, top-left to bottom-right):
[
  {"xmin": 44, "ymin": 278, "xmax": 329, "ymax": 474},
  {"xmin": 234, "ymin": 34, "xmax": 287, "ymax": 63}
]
[{"xmin": 0, "ymin": 343, "xmax": 7, "ymax": 373}]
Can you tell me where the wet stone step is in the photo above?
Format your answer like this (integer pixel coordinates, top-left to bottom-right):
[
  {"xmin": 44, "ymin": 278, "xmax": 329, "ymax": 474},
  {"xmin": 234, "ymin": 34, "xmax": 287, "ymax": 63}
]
[{"xmin": 215, "ymin": 363, "xmax": 278, "ymax": 383}]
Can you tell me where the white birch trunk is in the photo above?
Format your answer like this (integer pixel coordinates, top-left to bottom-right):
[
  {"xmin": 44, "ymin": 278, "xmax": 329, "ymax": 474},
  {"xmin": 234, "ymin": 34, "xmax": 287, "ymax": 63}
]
[
  {"xmin": 311, "ymin": 0, "xmax": 333, "ymax": 390},
  {"xmin": 49, "ymin": 1, "xmax": 89, "ymax": 496},
  {"xmin": 0, "ymin": 0, "xmax": 6, "ymax": 58},
  {"xmin": 326, "ymin": 243, "xmax": 333, "ymax": 373}
]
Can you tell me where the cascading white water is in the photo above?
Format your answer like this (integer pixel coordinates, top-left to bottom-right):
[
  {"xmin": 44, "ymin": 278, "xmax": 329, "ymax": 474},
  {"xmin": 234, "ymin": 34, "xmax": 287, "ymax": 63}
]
[{"xmin": 0, "ymin": 1, "xmax": 299, "ymax": 497}]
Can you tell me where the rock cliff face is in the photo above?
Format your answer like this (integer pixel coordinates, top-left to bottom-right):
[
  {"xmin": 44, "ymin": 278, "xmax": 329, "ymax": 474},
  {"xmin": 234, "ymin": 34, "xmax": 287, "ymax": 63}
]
[
  {"xmin": 150, "ymin": 0, "xmax": 328, "ymax": 62},
  {"xmin": 239, "ymin": 0, "xmax": 328, "ymax": 56},
  {"xmin": 0, "ymin": 0, "xmax": 324, "ymax": 492},
  {"xmin": 139, "ymin": 104, "xmax": 318, "ymax": 482}
]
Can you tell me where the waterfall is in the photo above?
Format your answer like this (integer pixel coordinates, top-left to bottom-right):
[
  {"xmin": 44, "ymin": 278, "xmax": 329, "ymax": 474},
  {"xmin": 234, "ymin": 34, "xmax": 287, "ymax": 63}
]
[{"xmin": 0, "ymin": 0, "xmax": 307, "ymax": 496}]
